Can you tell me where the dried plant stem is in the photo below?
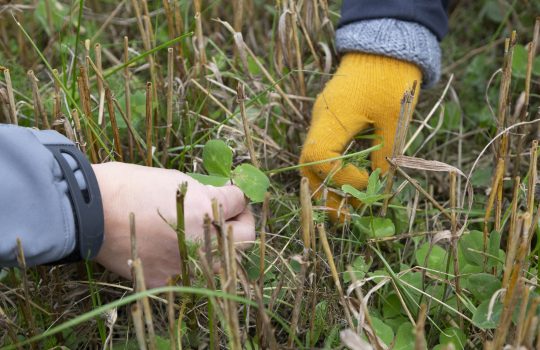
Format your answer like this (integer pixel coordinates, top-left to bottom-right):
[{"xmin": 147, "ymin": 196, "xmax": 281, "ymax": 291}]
[
  {"xmin": 95, "ymin": 43, "xmax": 106, "ymax": 126},
  {"xmin": 176, "ymin": 183, "xmax": 190, "ymax": 286},
  {"xmin": 346, "ymin": 266, "xmax": 384, "ymax": 350},
  {"xmin": 166, "ymin": 278, "xmax": 177, "ymax": 350},
  {"xmin": 16, "ymin": 239, "xmax": 36, "ymax": 344},
  {"xmin": 52, "ymin": 69, "xmax": 61, "ymax": 120},
  {"xmin": 287, "ymin": 251, "xmax": 308, "ymax": 348},
  {"xmin": 527, "ymin": 140, "xmax": 538, "ymax": 216},
  {"xmin": 387, "ymin": 158, "xmax": 452, "ymax": 221},
  {"xmin": 515, "ymin": 18, "xmax": 539, "ymax": 174},
  {"xmin": 27, "ymin": 70, "xmax": 49, "ymax": 129},
  {"xmin": 131, "ymin": 303, "xmax": 148, "ymax": 350},
  {"xmin": 317, "ymin": 223, "xmax": 354, "ymax": 328},
  {"xmin": 253, "ymin": 282, "xmax": 278, "ymax": 350},
  {"xmin": 514, "ymin": 286, "xmax": 530, "ymax": 347},
  {"xmin": 77, "ymin": 65, "xmax": 99, "ymax": 163},
  {"xmin": 415, "ymin": 304, "xmax": 428, "ymax": 350},
  {"xmin": 145, "ymin": 82, "xmax": 153, "ymax": 166},
  {"xmin": 237, "ymin": 82, "xmax": 260, "ymax": 168},
  {"xmin": 123, "ymin": 36, "xmax": 135, "ymax": 161},
  {"xmin": 132, "ymin": 259, "xmax": 157, "ymax": 350},
  {"xmin": 226, "ymin": 226, "xmax": 242, "ymax": 350},
  {"xmin": 194, "ymin": 0, "xmax": 207, "ymax": 69},
  {"xmin": 381, "ymin": 84, "xmax": 417, "ymax": 216},
  {"xmin": 288, "ymin": 0, "xmax": 306, "ymax": 97},
  {"xmin": 105, "ymin": 88, "xmax": 123, "ymax": 161},
  {"xmin": 162, "ymin": 48, "xmax": 174, "ymax": 165},
  {"xmin": 2, "ymin": 68, "xmax": 17, "ymax": 124},
  {"xmin": 259, "ymin": 193, "xmax": 270, "ymax": 288},
  {"xmin": 493, "ymin": 213, "xmax": 529, "ymax": 348},
  {"xmin": 482, "ymin": 157, "xmax": 505, "ymax": 268},
  {"xmin": 300, "ymin": 177, "xmax": 314, "ymax": 250},
  {"xmin": 449, "ymin": 171, "xmax": 462, "ymax": 327}
]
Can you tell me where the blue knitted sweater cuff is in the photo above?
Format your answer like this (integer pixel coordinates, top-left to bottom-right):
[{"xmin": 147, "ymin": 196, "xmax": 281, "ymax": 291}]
[{"xmin": 336, "ymin": 19, "xmax": 442, "ymax": 88}]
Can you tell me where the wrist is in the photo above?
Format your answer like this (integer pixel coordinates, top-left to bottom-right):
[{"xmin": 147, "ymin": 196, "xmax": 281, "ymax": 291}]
[{"xmin": 335, "ymin": 18, "xmax": 441, "ymax": 88}]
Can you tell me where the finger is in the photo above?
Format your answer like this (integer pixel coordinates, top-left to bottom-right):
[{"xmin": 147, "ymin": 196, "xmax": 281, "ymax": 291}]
[
  {"xmin": 224, "ymin": 208, "xmax": 256, "ymax": 250},
  {"xmin": 300, "ymin": 90, "xmax": 370, "ymax": 190},
  {"xmin": 206, "ymin": 185, "xmax": 247, "ymax": 220}
]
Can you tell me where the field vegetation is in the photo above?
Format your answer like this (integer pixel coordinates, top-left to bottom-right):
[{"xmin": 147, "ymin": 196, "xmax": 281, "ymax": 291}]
[{"xmin": 1, "ymin": 0, "xmax": 540, "ymax": 349}]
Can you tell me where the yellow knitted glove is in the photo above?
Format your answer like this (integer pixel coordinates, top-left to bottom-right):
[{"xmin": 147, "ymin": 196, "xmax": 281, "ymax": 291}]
[{"xmin": 300, "ymin": 53, "xmax": 422, "ymax": 221}]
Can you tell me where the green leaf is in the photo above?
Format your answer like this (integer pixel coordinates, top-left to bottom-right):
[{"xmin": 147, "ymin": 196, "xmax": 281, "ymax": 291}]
[
  {"xmin": 203, "ymin": 140, "xmax": 233, "ymax": 177},
  {"xmin": 488, "ymin": 230, "xmax": 503, "ymax": 268},
  {"xmin": 393, "ymin": 323, "xmax": 415, "ymax": 350},
  {"xmin": 464, "ymin": 273, "xmax": 502, "ymax": 301},
  {"xmin": 370, "ymin": 317, "xmax": 394, "ymax": 346},
  {"xmin": 188, "ymin": 173, "xmax": 229, "ymax": 186},
  {"xmin": 231, "ymin": 164, "xmax": 270, "ymax": 203},
  {"xmin": 439, "ymin": 327, "xmax": 466, "ymax": 349},
  {"xmin": 415, "ymin": 243, "xmax": 448, "ymax": 273},
  {"xmin": 344, "ymin": 256, "xmax": 371, "ymax": 283},
  {"xmin": 367, "ymin": 168, "xmax": 382, "ymax": 195},
  {"xmin": 382, "ymin": 293, "xmax": 403, "ymax": 319},
  {"xmin": 371, "ymin": 217, "xmax": 395, "ymax": 238},
  {"xmin": 472, "ymin": 299, "xmax": 502, "ymax": 329},
  {"xmin": 459, "ymin": 230, "xmax": 484, "ymax": 266},
  {"xmin": 342, "ymin": 184, "xmax": 388, "ymax": 206}
]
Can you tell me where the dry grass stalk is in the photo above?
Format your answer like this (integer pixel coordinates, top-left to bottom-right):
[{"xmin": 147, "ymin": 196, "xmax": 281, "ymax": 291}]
[
  {"xmin": 381, "ymin": 84, "xmax": 417, "ymax": 216},
  {"xmin": 77, "ymin": 65, "xmax": 99, "ymax": 163},
  {"xmin": 201, "ymin": 214, "xmax": 219, "ymax": 350},
  {"xmin": 527, "ymin": 140, "xmax": 538, "ymax": 216},
  {"xmin": 252, "ymin": 281, "xmax": 278, "ymax": 350},
  {"xmin": 176, "ymin": 183, "xmax": 190, "ymax": 286},
  {"xmin": 482, "ymin": 157, "xmax": 505, "ymax": 267},
  {"xmin": 507, "ymin": 176, "xmax": 521, "ymax": 265},
  {"xmin": 317, "ymin": 223, "xmax": 354, "ymax": 328},
  {"xmin": 226, "ymin": 226, "xmax": 242, "ymax": 350},
  {"xmin": 194, "ymin": 0, "xmax": 207, "ymax": 69},
  {"xmin": 492, "ymin": 214, "xmax": 529, "ymax": 348},
  {"xmin": 287, "ymin": 0, "xmax": 307, "ymax": 97},
  {"xmin": 52, "ymin": 69, "xmax": 61, "ymax": 121},
  {"xmin": 514, "ymin": 285, "xmax": 530, "ymax": 347},
  {"xmin": 123, "ymin": 36, "xmax": 134, "ymax": 161},
  {"xmin": 449, "ymin": 171, "xmax": 463, "ymax": 327},
  {"xmin": 166, "ymin": 278, "xmax": 177, "ymax": 350},
  {"xmin": 2, "ymin": 68, "xmax": 17, "ymax": 124},
  {"xmin": 105, "ymin": 88, "xmax": 124, "ymax": 161},
  {"xmin": 15, "ymin": 238, "xmax": 36, "ymax": 343},
  {"xmin": 70, "ymin": 109, "xmax": 86, "ymax": 153},
  {"xmin": 27, "ymin": 70, "xmax": 49, "ymax": 129},
  {"xmin": 131, "ymin": 303, "xmax": 148, "ymax": 350},
  {"xmin": 346, "ymin": 266, "xmax": 384, "ymax": 350},
  {"xmin": 286, "ymin": 252, "xmax": 308, "ymax": 348},
  {"xmin": 237, "ymin": 82, "xmax": 260, "ymax": 168},
  {"xmin": 129, "ymin": 0, "xmax": 149, "ymax": 51},
  {"xmin": 259, "ymin": 193, "xmax": 270, "ymax": 289},
  {"xmin": 95, "ymin": 43, "xmax": 106, "ymax": 126},
  {"xmin": 162, "ymin": 47, "xmax": 175, "ymax": 165},
  {"xmin": 415, "ymin": 304, "xmax": 428, "ymax": 350},
  {"xmin": 233, "ymin": 0, "xmax": 244, "ymax": 32},
  {"xmin": 523, "ymin": 298, "xmax": 540, "ymax": 347},
  {"xmin": 300, "ymin": 177, "xmax": 314, "ymax": 250},
  {"xmin": 387, "ymin": 158, "xmax": 452, "ymax": 221},
  {"xmin": 514, "ymin": 18, "xmax": 539, "ymax": 174},
  {"xmin": 145, "ymin": 82, "xmax": 153, "ymax": 166},
  {"xmin": 132, "ymin": 258, "xmax": 157, "ymax": 350}
]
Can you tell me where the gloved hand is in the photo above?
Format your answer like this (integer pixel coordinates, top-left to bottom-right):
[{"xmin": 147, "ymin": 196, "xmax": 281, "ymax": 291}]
[
  {"xmin": 92, "ymin": 162, "xmax": 255, "ymax": 287},
  {"xmin": 300, "ymin": 53, "xmax": 422, "ymax": 221}
]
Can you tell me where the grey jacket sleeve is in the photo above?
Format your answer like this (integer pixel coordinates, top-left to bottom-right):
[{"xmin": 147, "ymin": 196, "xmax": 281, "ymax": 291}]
[{"xmin": 0, "ymin": 124, "xmax": 104, "ymax": 267}]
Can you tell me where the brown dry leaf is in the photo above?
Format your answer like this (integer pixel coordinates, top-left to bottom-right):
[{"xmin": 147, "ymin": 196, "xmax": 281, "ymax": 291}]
[{"xmin": 391, "ymin": 155, "xmax": 466, "ymax": 177}]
